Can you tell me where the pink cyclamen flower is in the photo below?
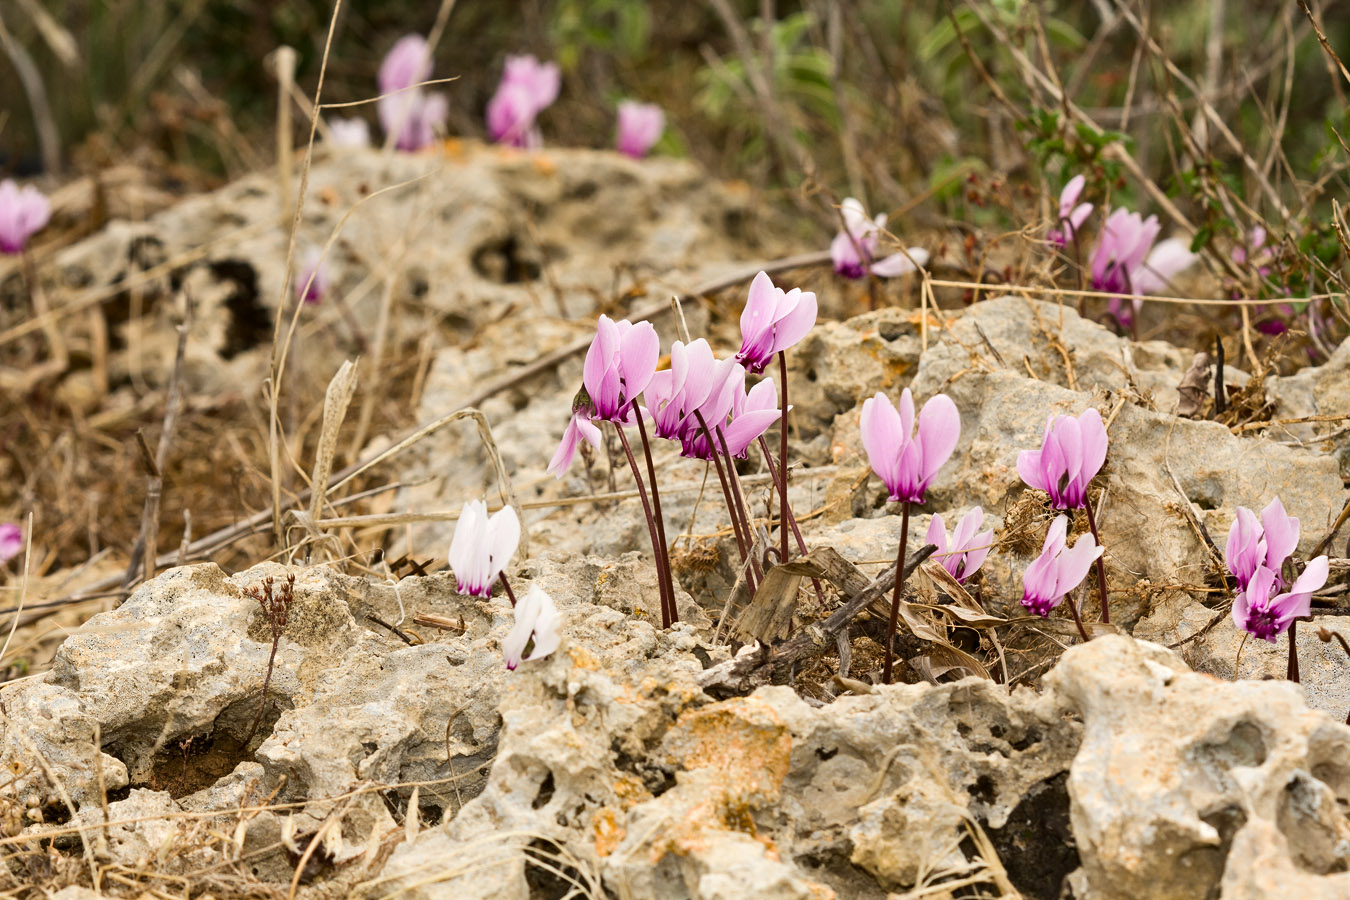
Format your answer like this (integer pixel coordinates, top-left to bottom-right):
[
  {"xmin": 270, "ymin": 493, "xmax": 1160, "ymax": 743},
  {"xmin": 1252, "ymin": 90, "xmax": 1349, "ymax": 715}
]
[
  {"xmin": 546, "ymin": 411, "xmax": 602, "ymax": 478},
  {"xmin": 1046, "ymin": 175, "xmax": 1093, "ymax": 247},
  {"xmin": 0, "ymin": 180, "xmax": 51, "ymax": 255},
  {"xmin": 1021, "ymin": 514, "xmax": 1104, "ymax": 617},
  {"xmin": 504, "ymin": 583, "xmax": 562, "ymax": 670},
  {"xmin": 615, "ymin": 101, "xmax": 664, "ymax": 159},
  {"xmin": 671, "ymin": 359, "xmax": 747, "ymax": 461},
  {"xmin": 1090, "ymin": 208, "xmax": 1196, "ymax": 328},
  {"xmin": 377, "ymin": 34, "xmax": 446, "ymax": 151},
  {"xmin": 1017, "ymin": 408, "xmax": 1108, "ymax": 510},
  {"xmin": 295, "ymin": 248, "xmax": 329, "ymax": 305},
  {"xmin": 582, "ymin": 315, "xmax": 659, "ymax": 423},
  {"xmin": 927, "ymin": 507, "xmax": 993, "ymax": 583},
  {"xmin": 646, "ymin": 339, "xmax": 738, "ymax": 442},
  {"xmin": 830, "ymin": 198, "xmax": 929, "ymax": 280},
  {"xmin": 448, "ymin": 500, "xmax": 521, "ymax": 598},
  {"xmin": 486, "ymin": 55, "xmax": 561, "ymax": 148},
  {"xmin": 0, "ymin": 523, "xmax": 21, "ymax": 565},
  {"xmin": 859, "ymin": 388, "xmax": 961, "ymax": 505},
  {"xmin": 1225, "ymin": 497, "xmax": 1300, "ymax": 593},
  {"xmin": 1233, "ymin": 557, "xmax": 1329, "ymax": 643},
  {"xmin": 735, "ymin": 271, "xmax": 818, "ymax": 374},
  {"xmin": 719, "ymin": 377, "xmax": 783, "ymax": 458}
]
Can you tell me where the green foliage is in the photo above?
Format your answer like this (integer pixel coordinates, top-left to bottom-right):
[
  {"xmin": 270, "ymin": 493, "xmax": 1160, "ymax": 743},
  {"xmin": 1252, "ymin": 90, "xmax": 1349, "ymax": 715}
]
[{"xmin": 549, "ymin": 0, "xmax": 653, "ymax": 70}]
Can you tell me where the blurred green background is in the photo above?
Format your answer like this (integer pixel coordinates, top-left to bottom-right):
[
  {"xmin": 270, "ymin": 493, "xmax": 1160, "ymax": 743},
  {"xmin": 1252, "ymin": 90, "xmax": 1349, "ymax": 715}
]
[{"xmin": 2, "ymin": 0, "xmax": 1348, "ymax": 231}]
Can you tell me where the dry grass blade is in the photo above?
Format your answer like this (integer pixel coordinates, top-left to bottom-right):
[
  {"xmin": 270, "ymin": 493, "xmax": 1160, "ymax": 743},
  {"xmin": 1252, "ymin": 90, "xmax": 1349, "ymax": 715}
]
[{"xmin": 308, "ymin": 359, "xmax": 359, "ymax": 531}]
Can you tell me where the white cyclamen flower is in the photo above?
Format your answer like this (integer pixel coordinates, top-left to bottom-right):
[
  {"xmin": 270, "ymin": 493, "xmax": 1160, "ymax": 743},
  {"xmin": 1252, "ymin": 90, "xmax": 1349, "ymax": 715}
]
[
  {"xmin": 503, "ymin": 583, "xmax": 562, "ymax": 670},
  {"xmin": 448, "ymin": 500, "xmax": 520, "ymax": 598}
]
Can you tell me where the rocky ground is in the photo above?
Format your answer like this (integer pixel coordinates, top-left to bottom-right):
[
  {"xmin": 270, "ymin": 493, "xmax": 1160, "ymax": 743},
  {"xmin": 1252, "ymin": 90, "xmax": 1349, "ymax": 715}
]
[{"xmin": 2, "ymin": 144, "xmax": 1349, "ymax": 899}]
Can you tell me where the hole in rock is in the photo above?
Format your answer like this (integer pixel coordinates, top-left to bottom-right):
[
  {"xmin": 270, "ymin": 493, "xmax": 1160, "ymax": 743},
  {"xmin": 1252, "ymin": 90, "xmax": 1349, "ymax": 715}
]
[
  {"xmin": 1197, "ymin": 720, "xmax": 1268, "ymax": 769},
  {"xmin": 212, "ymin": 259, "xmax": 269, "ymax": 359},
  {"xmin": 966, "ymin": 774, "xmax": 997, "ymax": 806},
  {"xmin": 878, "ymin": 321, "xmax": 908, "ymax": 342},
  {"xmin": 805, "ymin": 368, "xmax": 819, "ymax": 383},
  {"xmin": 532, "ymin": 771, "xmax": 556, "ymax": 810},
  {"xmin": 523, "ymin": 837, "xmax": 593, "ymax": 899},
  {"xmin": 611, "ymin": 738, "xmax": 676, "ymax": 798},
  {"xmin": 472, "ymin": 235, "xmax": 541, "ymax": 284},
  {"xmin": 816, "ymin": 746, "xmax": 839, "ymax": 762},
  {"xmin": 981, "ymin": 771, "xmax": 1078, "ymax": 900},
  {"xmin": 145, "ymin": 730, "xmax": 256, "ymax": 799}
]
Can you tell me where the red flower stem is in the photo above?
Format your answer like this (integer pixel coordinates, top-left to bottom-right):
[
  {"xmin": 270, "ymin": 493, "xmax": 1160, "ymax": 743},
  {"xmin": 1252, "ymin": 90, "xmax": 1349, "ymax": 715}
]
[
  {"xmin": 614, "ymin": 423, "xmax": 673, "ymax": 627},
  {"xmin": 1066, "ymin": 584, "xmax": 1091, "ymax": 643},
  {"xmin": 498, "ymin": 572, "xmax": 518, "ymax": 608},
  {"xmin": 881, "ymin": 501, "xmax": 912, "ymax": 685},
  {"xmin": 777, "ymin": 351, "xmax": 791, "ymax": 569},
  {"xmin": 634, "ymin": 406, "xmax": 677, "ymax": 626},
  {"xmin": 1288, "ymin": 619, "xmax": 1300, "ymax": 684},
  {"xmin": 714, "ymin": 425, "xmax": 763, "ymax": 585},
  {"xmin": 695, "ymin": 412, "xmax": 755, "ymax": 594},
  {"xmin": 1083, "ymin": 498, "xmax": 1110, "ymax": 624}
]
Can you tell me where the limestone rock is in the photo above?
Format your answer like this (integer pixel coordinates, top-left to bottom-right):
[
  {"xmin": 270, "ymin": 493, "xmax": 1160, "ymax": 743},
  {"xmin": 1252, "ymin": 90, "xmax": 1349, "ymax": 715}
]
[{"xmin": 1048, "ymin": 635, "xmax": 1350, "ymax": 900}]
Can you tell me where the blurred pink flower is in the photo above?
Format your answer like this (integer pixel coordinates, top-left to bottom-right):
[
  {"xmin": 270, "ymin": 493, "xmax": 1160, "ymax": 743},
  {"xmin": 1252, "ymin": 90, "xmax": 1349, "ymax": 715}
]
[
  {"xmin": 1021, "ymin": 515, "xmax": 1103, "ymax": 617},
  {"xmin": 615, "ymin": 101, "xmax": 665, "ymax": 158},
  {"xmin": 927, "ymin": 507, "xmax": 993, "ymax": 583},
  {"xmin": 294, "ymin": 248, "xmax": 329, "ymax": 305},
  {"xmin": 1090, "ymin": 208, "xmax": 1196, "ymax": 328},
  {"xmin": 1233, "ymin": 557, "xmax": 1328, "ymax": 643},
  {"xmin": 734, "ymin": 271, "xmax": 817, "ymax": 374},
  {"xmin": 377, "ymin": 34, "xmax": 446, "ymax": 151},
  {"xmin": 487, "ymin": 55, "xmax": 560, "ymax": 148},
  {"xmin": 0, "ymin": 523, "xmax": 21, "ymax": 565},
  {"xmin": 1046, "ymin": 175, "xmax": 1093, "ymax": 247},
  {"xmin": 0, "ymin": 180, "xmax": 51, "ymax": 255},
  {"xmin": 860, "ymin": 388, "xmax": 961, "ymax": 505},
  {"xmin": 1017, "ymin": 408, "xmax": 1108, "ymax": 510},
  {"xmin": 829, "ymin": 198, "xmax": 928, "ymax": 280}
]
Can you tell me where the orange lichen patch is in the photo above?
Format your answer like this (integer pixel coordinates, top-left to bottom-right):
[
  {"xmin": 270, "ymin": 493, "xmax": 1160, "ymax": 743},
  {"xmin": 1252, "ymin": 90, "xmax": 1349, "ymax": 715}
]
[
  {"xmin": 567, "ymin": 644, "xmax": 602, "ymax": 671},
  {"xmin": 440, "ymin": 138, "xmax": 467, "ymax": 159},
  {"xmin": 531, "ymin": 154, "xmax": 559, "ymax": 176},
  {"xmin": 665, "ymin": 697, "xmax": 792, "ymax": 804},
  {"xmin": 612, "ymin": 772, "xmax": 652, "ymax": 809},
  {"xmin": 593, "ymin": 806, "xmax": 626, "ymax": 857}
]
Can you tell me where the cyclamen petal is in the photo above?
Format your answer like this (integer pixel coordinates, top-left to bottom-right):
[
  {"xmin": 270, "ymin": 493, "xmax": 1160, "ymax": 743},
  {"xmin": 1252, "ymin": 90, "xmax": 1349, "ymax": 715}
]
[
  {"xmin": 379, "ymin": 35, "xmax": 432, "ymax": 93},
  {"xmin": 869, "ymin": 248, "xmax": 929, "ymax": 277},
  {"xmin": 503, "ymin": 583, "xmax": 562, "ymax": 670},
  {"xmin": 546, "ymin": 413, "xmax": 600, "ymax": 477},
  {"xmin": 1233, "ymin": 556, "xmax": 1328, "ymax": 642},
  {"xmin": 1259, "ymin": 497, "xmax": 1299, "ymax": 573}
]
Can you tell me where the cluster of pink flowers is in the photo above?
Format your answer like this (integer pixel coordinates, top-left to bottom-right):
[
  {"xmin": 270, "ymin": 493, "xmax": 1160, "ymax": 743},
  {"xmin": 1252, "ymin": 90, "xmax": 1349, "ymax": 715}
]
[
  {"xmin": 549, "ymin": 272, "xmax": 805, "ymax": 479},
  {"xmin": 1225, "ymin": 498, "xmax": 1328, "ymax": 643},
  {"xmin": 1046, "ymin": 176, "xmax": 1093, "ymax": 248},
  {"xmin": 377, "ymin": 34, "xmax": 448, "ymax": 152}
]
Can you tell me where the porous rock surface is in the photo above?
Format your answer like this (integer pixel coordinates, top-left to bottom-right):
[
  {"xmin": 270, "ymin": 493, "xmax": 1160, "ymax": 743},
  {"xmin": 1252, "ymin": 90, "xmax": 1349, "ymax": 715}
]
[{"xmin": 4, "ymin": 560, "xmax": 1350, "ymax": 899}]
